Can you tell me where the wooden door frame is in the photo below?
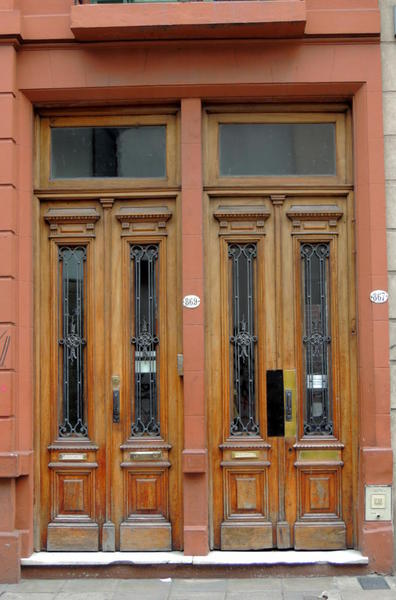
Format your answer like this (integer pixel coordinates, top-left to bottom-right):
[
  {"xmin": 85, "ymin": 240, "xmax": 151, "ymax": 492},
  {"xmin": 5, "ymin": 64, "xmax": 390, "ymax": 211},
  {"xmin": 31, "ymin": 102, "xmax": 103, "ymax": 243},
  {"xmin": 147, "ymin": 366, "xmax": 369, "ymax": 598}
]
[{"xmin": 204, "ymin": 104, "xmax": 358, "ymax": 551}]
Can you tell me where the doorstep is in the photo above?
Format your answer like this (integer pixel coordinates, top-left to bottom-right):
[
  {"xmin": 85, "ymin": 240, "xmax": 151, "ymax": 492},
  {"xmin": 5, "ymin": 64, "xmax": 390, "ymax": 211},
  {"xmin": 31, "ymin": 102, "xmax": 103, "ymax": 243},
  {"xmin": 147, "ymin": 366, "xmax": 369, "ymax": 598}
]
[
  {"xmin": 20, "ymin": 550, "xmax": 370, "ymax": 578},
  {"xmin": 22, "ymin": 550, "xmax": 369, "ymax": 567}
]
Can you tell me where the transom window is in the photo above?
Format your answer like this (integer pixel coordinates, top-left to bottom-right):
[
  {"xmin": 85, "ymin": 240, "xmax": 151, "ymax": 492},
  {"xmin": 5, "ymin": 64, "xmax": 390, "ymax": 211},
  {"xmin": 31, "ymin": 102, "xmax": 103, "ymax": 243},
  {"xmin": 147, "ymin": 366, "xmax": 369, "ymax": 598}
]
[
  {"xmin": 38, "ymin": 112, "xmax": 178, "ymax": 189},
  {"xmin": 205, "ymin": 109, "xmax": 349, "ymax": 186}
]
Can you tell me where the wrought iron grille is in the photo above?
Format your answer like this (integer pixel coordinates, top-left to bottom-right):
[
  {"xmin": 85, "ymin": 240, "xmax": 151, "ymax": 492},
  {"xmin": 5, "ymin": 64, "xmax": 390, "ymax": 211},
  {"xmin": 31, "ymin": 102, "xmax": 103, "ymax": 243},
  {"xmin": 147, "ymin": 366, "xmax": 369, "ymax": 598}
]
[
  {"xmin": 130, "ymin": 244, "xmax": 160, "ymax": 436},
  {"xmin": 228, "ymin": 243, "xmax": 259, "ymax": 436},
  {"xmin": 301, "ymin": 242, "xmax": 333, "ymax": 435},
  {"xmin": 58, "ymin": 246, "xmax": 88, "ymax": 438}
]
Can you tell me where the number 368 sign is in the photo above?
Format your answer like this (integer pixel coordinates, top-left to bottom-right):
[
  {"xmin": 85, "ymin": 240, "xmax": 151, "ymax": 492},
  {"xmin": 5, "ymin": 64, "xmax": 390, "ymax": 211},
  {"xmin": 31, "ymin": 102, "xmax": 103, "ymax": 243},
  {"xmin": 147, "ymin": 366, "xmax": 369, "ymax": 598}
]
[{"xmin": 370, "ymin": 290, "xmax": 389, "ymax": 304}]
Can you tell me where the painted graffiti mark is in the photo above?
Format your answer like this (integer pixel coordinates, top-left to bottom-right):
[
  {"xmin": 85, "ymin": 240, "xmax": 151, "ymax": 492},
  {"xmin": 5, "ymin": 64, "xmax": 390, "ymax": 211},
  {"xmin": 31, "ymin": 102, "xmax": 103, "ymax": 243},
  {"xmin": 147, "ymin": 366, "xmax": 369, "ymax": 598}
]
[{"xmin": 0, "ymin": 329, "xmax": 10, "ymax": 368}]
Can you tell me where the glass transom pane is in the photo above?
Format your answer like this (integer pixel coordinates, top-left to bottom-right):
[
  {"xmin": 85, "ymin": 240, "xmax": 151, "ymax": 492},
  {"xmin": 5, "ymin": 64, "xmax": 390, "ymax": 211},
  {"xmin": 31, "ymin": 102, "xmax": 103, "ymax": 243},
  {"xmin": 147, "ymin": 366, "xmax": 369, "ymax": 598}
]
[
  {"xmin": 51, "ymin": 126, "xmax": 166, "ymax": 179},
  {"xmin": 219, "ymin": 123, "xmax": 336, "ymax": 177}
]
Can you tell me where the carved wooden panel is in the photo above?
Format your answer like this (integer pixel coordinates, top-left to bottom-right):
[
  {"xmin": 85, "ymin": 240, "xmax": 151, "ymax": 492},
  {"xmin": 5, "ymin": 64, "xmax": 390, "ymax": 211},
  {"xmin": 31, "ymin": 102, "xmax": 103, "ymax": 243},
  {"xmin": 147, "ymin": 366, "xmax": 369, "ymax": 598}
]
[
  {"xmin": 116, "ymin": 206, "xmax": 172, "ymax": 236},
  {"xmin": 126, "ymin": 470, "xmax": 168, "ymax": 519},
  {"xmin": 225, "ymin": 469, "xmax": 267, "ymax": 519},
  {"xmin": 53, "ymin": 470, "xmax": 94, "ymax": 521},
  {"xmin": 299, "ymin": 467, "xmax": 341, "ymax": 519},
  {"xmin": 213, "ymin": 205, "xmax": 270, "ymax": 235},
  {"xmin": 44, "ymin": 207, "xmax": 100, "ymax": 238},
  {"xmin": 286, "ymin": 204, "xmax": 343, "ymax": 231}
]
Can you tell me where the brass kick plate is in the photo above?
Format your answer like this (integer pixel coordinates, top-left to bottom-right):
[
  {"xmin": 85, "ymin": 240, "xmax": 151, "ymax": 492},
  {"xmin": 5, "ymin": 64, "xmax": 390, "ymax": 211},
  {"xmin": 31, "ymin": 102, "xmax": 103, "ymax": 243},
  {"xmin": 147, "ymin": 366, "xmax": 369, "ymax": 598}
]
[
  {"xmin": 231, "ymin": 451, "xmax": 259, "ymax": 460},
  {"xmin": 298, "ymin": 450, "xmax": 341, "ymax": 462},
  {"xmin": 130, "ymin": 451, "xmax": 162, "ymax": 461},
  {"xmin": 59, "ymin": 453, "xmax": 87, "ymax": 461}
]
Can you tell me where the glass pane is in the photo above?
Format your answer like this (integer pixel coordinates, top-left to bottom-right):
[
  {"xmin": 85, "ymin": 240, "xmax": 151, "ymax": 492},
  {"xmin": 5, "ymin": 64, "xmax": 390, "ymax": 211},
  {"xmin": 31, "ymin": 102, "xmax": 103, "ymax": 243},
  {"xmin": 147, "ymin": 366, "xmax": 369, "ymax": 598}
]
[
  {"xmin": 219, "ymin": 123, "xmax": 336, "ymax": 177},
  {"xmin": 58, "ymin": 246, "xmax": 88, "ymax": 438},
  {"xmin": 51, "ymin": 126, "xmax": 166, "ymax": 179},
  {"xmin": 301, "ymin": 242, "xmax": 333, "ymax": 436},
  {"xmin": 229, "ymin": 243, "xmax": 259, "ymax": 436},
  {"xmin": 131, "ymin": 244, "xmax": 160, "ymax": 437}
]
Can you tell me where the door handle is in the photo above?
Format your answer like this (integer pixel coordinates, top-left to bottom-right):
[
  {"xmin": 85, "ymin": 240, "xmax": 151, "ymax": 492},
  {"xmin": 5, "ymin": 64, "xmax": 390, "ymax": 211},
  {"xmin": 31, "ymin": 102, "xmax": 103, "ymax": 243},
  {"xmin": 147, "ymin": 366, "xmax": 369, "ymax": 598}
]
[
  {"xmin": 112, "ymin": 375, "xmax": 120, "ymax": 424},
  {"xmin": 285, "ymin": 389, "xmax": 292, "ymax": 422}
]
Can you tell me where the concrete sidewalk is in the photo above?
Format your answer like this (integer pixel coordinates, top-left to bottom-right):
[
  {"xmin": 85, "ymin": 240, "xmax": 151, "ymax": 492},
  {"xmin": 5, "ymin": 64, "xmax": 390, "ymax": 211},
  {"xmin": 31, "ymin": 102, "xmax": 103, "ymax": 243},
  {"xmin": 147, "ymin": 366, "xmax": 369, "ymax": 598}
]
[{"xmin": 1, "ymin": 576, "xmax": 396, "ymax": 600}]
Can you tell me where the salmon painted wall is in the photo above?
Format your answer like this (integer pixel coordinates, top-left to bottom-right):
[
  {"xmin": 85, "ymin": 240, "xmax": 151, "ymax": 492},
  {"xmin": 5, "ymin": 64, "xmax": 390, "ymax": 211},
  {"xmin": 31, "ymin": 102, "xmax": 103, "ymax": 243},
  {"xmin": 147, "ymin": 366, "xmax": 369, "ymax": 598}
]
[{"xmin": 0, "ymin": 0, "xmax": 392, "ymax": 581}]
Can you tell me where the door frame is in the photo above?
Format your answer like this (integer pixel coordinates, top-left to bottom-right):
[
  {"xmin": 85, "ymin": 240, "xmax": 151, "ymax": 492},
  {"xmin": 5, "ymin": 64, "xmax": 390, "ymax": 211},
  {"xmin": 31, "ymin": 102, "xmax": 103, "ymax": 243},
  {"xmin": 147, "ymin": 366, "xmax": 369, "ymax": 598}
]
[{"xmin": 204, "ymin": 104, "xmax": 358, "ymax": 551}]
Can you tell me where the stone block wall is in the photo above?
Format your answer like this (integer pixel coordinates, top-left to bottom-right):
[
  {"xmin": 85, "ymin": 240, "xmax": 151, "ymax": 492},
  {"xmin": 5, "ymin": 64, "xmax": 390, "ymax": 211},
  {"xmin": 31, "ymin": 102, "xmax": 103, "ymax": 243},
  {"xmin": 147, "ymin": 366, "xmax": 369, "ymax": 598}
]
[{"xmin": 380, "ymin": 0, "xmax": 396, "ymax": 565}]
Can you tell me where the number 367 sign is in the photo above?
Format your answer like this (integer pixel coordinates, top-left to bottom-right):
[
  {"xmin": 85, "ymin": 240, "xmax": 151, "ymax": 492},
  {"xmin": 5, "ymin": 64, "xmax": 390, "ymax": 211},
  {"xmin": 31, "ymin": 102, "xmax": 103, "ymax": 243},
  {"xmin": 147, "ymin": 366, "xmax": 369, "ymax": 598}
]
[{"xmin": 370, "ymin": 290, "xmax": 389, "ymax": 304}]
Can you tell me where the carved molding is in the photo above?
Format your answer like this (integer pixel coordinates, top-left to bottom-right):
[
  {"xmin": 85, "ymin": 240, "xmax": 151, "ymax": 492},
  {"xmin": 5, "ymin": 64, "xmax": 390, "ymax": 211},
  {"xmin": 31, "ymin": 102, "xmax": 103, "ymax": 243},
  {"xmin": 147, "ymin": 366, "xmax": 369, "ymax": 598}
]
[
  {"xmin": 286, "ymin": 204, "xmax": 343, "ymax": 230},
  {"xmin": 116, "ymin": 206, "xmax": 172, "ymax": 235},
  {"xmin": 213, "ymin": 205, "xmax": 270, "ymax": 234},
  {"xmin": 44, "ymin": 207, "xmax": 100, "ymax": 239}
]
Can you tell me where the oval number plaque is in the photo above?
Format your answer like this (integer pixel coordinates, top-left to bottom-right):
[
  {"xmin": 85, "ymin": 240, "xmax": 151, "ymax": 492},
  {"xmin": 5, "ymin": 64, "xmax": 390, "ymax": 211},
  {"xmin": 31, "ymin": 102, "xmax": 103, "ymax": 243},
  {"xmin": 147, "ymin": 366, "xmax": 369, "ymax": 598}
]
[
  {"xmin": 370, "ymin": 290, "xmax": 389, "ymax": 304},
  {"xmin": 183, "ymin": 295, "xmax": 200, "ymax": 309}
]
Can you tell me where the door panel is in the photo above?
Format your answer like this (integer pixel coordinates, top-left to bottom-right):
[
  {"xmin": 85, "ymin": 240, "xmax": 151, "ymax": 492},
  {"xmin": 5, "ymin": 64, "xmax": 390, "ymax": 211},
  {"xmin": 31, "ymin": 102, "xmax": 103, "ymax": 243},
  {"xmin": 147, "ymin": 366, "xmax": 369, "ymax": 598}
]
[
  {"xmin": 207, "ymin": 194, "xmax": 356, "ymax": 551},
  {"xmin": 38, "ymin": 199, "xmax": 182, "ymax": 551}
]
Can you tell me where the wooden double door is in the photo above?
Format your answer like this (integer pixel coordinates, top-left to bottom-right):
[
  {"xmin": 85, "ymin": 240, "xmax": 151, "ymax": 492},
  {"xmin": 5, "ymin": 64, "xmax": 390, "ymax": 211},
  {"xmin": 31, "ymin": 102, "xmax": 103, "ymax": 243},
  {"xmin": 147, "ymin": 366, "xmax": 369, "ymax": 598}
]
[
  {"xmin": 37, "ymin": 193, "xmax": 356, "ymax": 553},
  {"xmin": 37, "ymin": 198, "xmax": 183, "ymax": 551},
  {"xmin": 207, "ymin": 193, "xmax": 356, "ymax": 550}
]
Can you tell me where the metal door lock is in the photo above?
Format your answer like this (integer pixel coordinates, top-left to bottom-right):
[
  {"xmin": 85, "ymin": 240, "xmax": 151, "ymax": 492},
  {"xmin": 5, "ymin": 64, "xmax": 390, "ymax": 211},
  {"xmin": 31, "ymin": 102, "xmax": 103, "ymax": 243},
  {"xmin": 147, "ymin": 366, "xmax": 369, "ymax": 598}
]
[
  {"xmin": 285, "ymin": 389, "xmax": 292, "ymax": 422},
  {"xmin": 112, "ymin": 375, "xmax": 120, "ymax": 423}
]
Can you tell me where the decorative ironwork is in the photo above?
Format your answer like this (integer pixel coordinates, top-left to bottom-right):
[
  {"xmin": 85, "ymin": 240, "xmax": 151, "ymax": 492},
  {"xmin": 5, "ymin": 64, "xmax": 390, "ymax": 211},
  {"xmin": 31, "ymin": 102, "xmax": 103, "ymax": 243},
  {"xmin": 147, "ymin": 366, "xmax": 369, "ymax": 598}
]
[
  {"xmin": 58, "ymin": 246, "xmax": 88, "ymax": 438},
  {"xmin": 301, "ymin": 243, "xmax": 333, "ymax": 436},
  {"xmin": 130, "ymin": 244, "xmax": 160, "ymax": 437},
  {"xmin": 228, "ymin": 243, "xmax": 259, "ymax": 436}
]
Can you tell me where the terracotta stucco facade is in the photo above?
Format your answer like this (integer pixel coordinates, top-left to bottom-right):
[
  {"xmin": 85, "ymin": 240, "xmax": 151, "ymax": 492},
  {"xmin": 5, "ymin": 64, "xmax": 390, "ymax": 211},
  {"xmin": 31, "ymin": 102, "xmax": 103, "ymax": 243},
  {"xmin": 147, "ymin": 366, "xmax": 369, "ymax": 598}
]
[{"xmin": 0, "ymin": 0, "xmax": 393, "ymax": 582}]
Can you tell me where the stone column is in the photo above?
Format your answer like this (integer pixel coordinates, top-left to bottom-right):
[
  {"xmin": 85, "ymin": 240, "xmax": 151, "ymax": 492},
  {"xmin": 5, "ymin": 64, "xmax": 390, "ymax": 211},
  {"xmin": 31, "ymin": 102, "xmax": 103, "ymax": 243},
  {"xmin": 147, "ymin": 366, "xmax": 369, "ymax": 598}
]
[{"xmin": 181, "ymin": 98, "xmax": 208, "ymax": 555}]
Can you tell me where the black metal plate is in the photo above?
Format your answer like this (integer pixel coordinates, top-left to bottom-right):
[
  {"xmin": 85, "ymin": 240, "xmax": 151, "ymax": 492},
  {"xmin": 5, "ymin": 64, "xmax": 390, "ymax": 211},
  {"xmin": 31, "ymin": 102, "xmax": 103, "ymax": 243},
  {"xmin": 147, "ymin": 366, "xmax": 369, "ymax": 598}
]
[
  {"xmin": 267, "ymin": 369, "xmax": 285, "ymax": 437},
  {"xmin": 358, "ymin": 576, "xmax": 390, "ymax": 590}
]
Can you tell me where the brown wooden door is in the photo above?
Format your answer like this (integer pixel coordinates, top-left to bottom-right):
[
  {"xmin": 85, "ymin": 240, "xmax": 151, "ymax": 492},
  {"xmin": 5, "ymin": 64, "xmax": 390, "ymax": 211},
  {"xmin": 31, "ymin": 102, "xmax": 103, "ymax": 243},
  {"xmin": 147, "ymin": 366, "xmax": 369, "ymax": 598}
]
[
  {"xmin": 207, "ymin": 193, "xmax": 356, "ymax": 551},
  {"xmin": 37, "ymin": 198, "xmax": 182, "ymax": 551}
]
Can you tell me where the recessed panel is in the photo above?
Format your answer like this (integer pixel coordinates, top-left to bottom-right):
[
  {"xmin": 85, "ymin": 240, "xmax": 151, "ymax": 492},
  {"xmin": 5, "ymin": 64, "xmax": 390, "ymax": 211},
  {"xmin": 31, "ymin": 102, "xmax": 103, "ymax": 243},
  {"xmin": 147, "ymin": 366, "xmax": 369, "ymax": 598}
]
[
  {"xmin": 127, "ymin": 471, "xmax": 168, "ymax": 518},
  {"xmin": 309, "ymin": 476, "xmax": 331, "ymax": 510},
  {"xmin": 226, "ymin": 470, "xmax": 266, "ymax": 518},
  {"xmin": 55, "ymin": 471, "xmax": 93, "ymax": 519},
  {"xmin": 236, "ymin": 477, "xmax": 257, "ymax": 510},
  {"xmin": 300, "ymin": 468, "xmax": 340, "ymax": 518},
  {"xmin": 63, "ymin": 479, "xmax": 84, "ymax": 512},
  {"xmin": 136, "ymin": 478, "xmax": 157, "ymax": 512}
]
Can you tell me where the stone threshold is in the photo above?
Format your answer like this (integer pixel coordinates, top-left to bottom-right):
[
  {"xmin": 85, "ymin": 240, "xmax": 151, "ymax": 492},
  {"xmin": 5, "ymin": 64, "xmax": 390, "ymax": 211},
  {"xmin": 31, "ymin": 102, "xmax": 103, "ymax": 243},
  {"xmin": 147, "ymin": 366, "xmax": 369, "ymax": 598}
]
[{"xmin": 22, "ymin": 550, "xmax": 368, "ymax": 567}]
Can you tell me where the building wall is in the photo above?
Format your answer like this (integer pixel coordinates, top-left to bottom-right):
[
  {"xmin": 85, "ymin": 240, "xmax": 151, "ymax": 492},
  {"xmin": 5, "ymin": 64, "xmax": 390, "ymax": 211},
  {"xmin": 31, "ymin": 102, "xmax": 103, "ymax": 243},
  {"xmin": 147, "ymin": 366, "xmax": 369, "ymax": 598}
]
[
  {"xmin": 0, "ymin": 0, "xmax": 393, "ymax": 581},
  {"xmin": 380, "ymin": 0, "xmax": 396, "ymax": 564}
]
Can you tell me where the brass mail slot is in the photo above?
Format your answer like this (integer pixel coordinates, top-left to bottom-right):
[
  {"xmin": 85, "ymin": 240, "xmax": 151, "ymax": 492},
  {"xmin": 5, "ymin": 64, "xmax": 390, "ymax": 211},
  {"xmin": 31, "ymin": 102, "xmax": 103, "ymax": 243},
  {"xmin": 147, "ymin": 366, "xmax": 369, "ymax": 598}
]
[
  {"xmin": 59, "ymin": 453, "xmax": 87, "ymax": 461},
  {"xmin": 231, "ymin": 451, "xmax": 259, "ymax": 460},
  {"xmin": 130, "ymin": 451, "xmax": 162, "ymax": 461}
]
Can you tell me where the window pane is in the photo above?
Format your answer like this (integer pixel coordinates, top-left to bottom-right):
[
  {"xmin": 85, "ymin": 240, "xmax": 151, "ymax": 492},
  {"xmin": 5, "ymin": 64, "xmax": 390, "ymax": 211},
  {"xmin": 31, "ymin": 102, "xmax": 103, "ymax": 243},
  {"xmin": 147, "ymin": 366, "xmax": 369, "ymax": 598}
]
[
  {"xmin": 301, "ymin": 242, "xmax": 333, "ymax": 436},
  {"xmin": 130, "ymin": 244, "xmax": 160, "ymax": 437},
  {"xmin": 229, "ymin": 243, "xmax": 259, "ymax": 436},
  {"xmin": 219, "ymin": 123, "xmax": 336, "ymax": 177},
  {"xmin": 58, "ymin": 246, "xmax": 88, "ymax": 438},
  {"xmin": 51, "ymin": 126, "xmax": 166, "ymax": 179}
]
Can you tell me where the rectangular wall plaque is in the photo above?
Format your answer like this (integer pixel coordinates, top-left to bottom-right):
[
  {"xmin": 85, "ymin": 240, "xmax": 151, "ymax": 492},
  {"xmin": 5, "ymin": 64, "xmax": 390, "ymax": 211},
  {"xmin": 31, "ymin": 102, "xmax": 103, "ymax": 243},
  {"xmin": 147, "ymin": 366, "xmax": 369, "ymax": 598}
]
[
  {"xmin": 130, "ymin": 451, "xmax": 162, "ymax": 461},
  {"xmin": 231, "ymin": 451, "xmax": 259, "ymax": 460},
  {"xmin": 59, "ymin": 453, "xmax": 87, "ymax": 461},
  {"xmin": 365, "ymin": 485, "xmax": 392, "ymax": 521}
]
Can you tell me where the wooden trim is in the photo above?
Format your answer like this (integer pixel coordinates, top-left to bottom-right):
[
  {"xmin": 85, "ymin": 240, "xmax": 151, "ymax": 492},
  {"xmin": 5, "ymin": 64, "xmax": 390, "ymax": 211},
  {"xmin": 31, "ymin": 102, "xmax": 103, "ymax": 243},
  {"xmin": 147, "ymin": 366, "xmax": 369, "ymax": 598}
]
[{"xmin": 205, "ymin": 103, "xmax": 350, "ymax": 115}]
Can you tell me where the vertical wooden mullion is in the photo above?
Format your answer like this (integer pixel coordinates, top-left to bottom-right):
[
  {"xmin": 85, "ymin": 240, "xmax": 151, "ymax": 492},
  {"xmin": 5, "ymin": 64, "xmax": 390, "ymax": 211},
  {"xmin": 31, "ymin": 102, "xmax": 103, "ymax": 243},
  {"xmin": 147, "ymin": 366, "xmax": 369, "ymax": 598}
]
[{"xmin": 101, "ymin": 198, "xmax": 115, "ymax": 549}]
